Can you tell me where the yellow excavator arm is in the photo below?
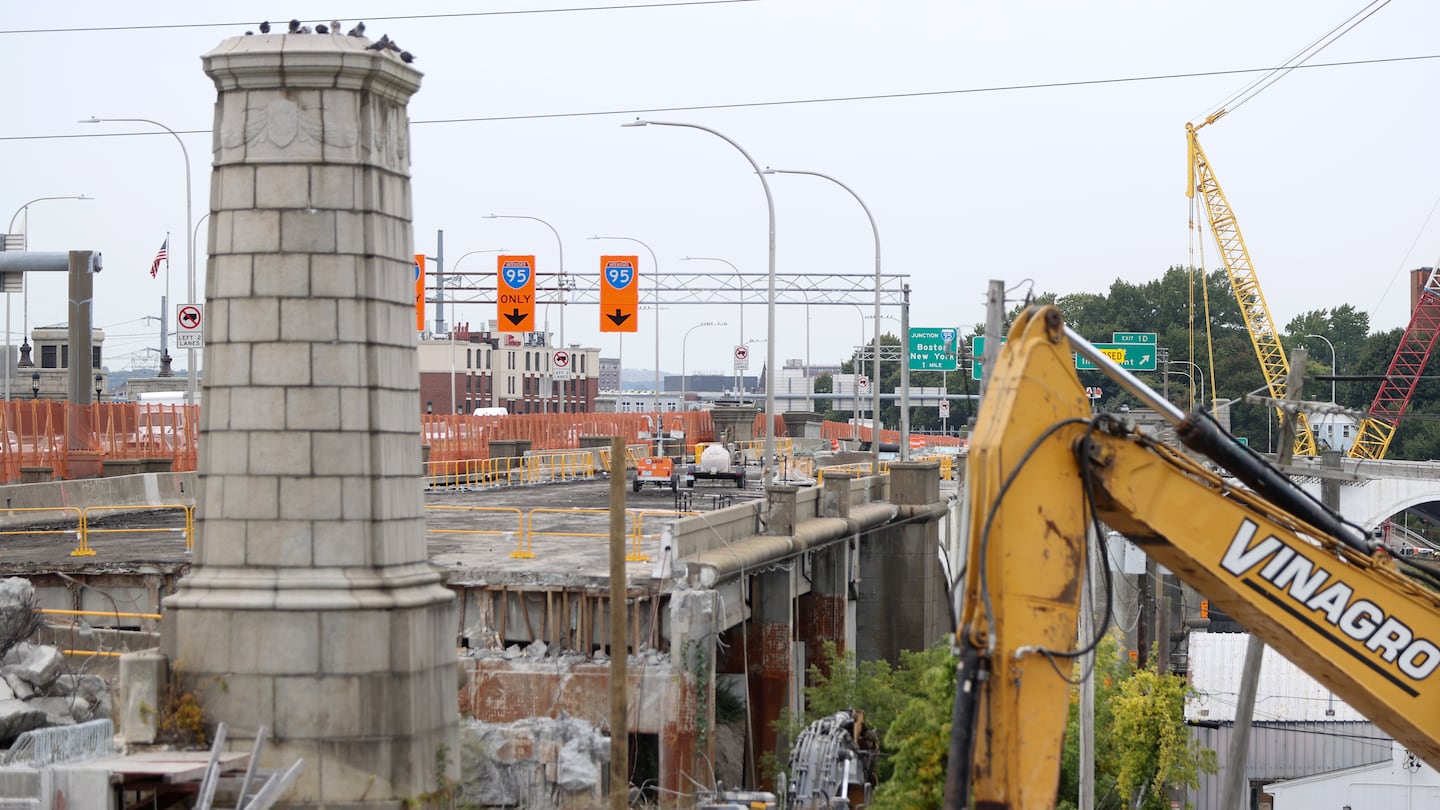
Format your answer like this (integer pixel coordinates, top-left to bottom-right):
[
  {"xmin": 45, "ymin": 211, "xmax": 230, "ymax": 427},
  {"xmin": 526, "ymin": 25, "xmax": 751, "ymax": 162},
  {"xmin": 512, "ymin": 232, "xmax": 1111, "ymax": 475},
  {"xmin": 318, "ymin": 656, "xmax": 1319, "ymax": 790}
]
[{"xmin": 947, "ymin": 305, "xmax": 1440, "ymax": 809}]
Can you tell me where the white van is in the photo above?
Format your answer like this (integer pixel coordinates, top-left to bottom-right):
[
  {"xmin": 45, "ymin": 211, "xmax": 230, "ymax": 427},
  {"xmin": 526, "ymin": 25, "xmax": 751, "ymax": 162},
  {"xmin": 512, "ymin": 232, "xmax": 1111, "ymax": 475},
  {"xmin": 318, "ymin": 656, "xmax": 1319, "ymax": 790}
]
[
  {"xmin": 136, "ymin": 391, "xmax": 201, "ymax": 406},
  {"xmin": 472, "ymin": 407, "xmax": 508, "ymax": 417}
]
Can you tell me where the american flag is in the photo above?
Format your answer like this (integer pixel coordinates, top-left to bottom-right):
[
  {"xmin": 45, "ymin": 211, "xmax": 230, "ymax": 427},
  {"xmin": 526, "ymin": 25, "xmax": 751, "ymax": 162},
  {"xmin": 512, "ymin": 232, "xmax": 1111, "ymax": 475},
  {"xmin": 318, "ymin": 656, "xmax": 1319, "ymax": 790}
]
[{"xmin": 150, "ymin": 238, "xmax": 168, "ymax": 278}]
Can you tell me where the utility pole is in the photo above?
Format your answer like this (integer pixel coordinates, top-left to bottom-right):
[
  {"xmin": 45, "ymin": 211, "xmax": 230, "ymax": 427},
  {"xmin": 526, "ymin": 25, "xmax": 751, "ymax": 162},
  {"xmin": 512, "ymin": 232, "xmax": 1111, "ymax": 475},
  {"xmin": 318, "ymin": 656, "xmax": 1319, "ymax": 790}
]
[
  {"xmin": 1079, "ymin": 525, "xmax": 1098, "ymax": 810},
  {"xmin": 1224, "ymin": 349, "xmax": 1307, "ymax": 809},
  {"xmin": 980, "ymin": 280, "xmax": 1004, "ymax": 400},
  {"xmin": 608, "ymin": 435, "xmax": 629, "ymax": 808},
  {"xmin": 900, "ymin": 284, "xmax": 911, "ymax": 459}
]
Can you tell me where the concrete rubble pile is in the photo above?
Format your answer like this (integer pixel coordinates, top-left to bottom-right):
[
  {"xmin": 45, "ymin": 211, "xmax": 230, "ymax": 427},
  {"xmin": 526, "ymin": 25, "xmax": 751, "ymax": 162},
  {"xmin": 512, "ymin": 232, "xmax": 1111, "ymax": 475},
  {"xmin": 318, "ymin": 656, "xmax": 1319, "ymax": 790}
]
[
  {"xmin": 0, "ymin": 579, "xmax": 110, "ymax": 747},
  {"xmin": 458, "ymin": 715, "xmax": 610, "ymax": 810}
]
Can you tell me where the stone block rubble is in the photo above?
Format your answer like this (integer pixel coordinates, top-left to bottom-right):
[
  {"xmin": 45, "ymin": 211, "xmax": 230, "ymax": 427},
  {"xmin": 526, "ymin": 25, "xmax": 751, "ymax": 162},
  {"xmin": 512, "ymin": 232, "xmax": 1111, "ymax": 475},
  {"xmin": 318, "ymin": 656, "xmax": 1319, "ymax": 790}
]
[{"xmin": 0, "ymin": 579, "xmax": 111, "ymax": 748}]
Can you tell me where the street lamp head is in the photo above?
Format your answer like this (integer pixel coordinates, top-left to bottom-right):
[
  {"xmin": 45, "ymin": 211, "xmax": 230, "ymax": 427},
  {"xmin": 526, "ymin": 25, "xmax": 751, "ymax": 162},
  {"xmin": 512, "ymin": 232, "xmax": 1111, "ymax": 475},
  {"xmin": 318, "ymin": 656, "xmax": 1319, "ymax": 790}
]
[
  {"xmin": 482, "ymin": 213, "xmax": 497, "ymax": 219},
  {"xmin": 620, "ymin": 119, "xmax": 650, "ymax": 128},
  {"xmin": 78, "ymin": 117, "xmax": 100, "ymax": 125}
]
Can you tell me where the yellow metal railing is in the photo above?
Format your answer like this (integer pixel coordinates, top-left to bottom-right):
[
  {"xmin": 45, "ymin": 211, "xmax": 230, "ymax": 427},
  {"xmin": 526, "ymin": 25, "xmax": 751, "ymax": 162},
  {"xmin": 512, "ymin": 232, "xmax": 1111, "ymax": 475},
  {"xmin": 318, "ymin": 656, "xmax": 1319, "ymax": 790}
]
[
  {"xmin": 631, "ymin": 510, "xmax": 699, "ymax": 563},
  {"xmin": 0, "ymin": 506, "xmax": 83, "ymax": 556},
  {"xmin": 425, "ymin": 506, "xmax": 528, "ymax": 557},
  {"xmin": 40, "ymin": 607, "xmax": 163, "ymax": 657},
  {"xmin": 80, "ymin": 505, "xmax": 193, "ymax": 555}
]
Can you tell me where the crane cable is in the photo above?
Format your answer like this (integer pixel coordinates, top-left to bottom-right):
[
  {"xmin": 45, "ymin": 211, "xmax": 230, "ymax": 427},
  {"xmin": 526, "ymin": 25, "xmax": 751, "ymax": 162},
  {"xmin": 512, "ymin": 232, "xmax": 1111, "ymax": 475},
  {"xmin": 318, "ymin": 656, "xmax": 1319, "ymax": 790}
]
[
  {"xmin": 1196, "ymin": 0, "xmax": 1395, "ymax": 126},
  {"xmin": 1190, "ymin": 0, "xmax": 1394, "ymax": 415}
]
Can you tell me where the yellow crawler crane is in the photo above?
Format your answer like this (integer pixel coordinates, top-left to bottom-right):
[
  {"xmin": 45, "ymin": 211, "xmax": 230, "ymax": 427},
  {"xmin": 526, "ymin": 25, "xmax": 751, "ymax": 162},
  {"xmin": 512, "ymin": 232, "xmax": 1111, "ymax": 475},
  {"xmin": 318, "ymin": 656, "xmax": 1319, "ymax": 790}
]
[{"xmin": 1187, "ymin": 115, "xmax": 1316, "ymax": 456}]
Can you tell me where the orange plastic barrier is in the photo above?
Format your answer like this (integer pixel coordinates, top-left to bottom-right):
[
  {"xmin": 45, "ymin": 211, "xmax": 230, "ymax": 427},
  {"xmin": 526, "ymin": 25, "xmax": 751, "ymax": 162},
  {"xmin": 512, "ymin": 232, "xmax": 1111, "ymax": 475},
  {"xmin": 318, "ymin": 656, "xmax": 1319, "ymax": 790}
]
[{"xmin": 420, "ymin": 410, "xmax": 727, "ymax": 464}]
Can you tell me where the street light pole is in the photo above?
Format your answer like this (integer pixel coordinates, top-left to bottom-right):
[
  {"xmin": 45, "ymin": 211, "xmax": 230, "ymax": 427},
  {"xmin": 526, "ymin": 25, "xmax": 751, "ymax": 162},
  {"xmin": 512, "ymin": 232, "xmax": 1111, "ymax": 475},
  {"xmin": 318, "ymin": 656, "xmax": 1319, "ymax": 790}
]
[
  {"xmin": 849, "ymin": 305, "xmax": 865, "ymax": 440},
  {"xmin": 1304, "ymin": 333, "xmax": 1337, "ymax": 403},
  {"xmin": 624, "ymin": 119, "xmax": 778, "ymax": 485},
  {"xmin": 438, "ymin": 248, "xmax": 506, "ymax": 414},
  {"xmin": 5, "ymin": 195, "xmax": 92, "ymax": 401},
  {"xmin": 1170, "ymin": 359, "xmax": 1207, "ymax": 412},
  {"xmin": 763, "ymin": 168, "xmax": 882, "ymax": 476},
  {"xmin": 81, "ymin": 116, "xmax": 196, "ymax": 405},
  {"xmin": 681, "ymin": 256, "xmax": 744, "ymax": 395},
  {"xmin": 486, "ymin": 214, "xmax": 567, "ymax": 413},
  {"xmin": 590, "ymin": 235, "xmax": 660, "ymax": 413},
  {"xmin": 681, "ymin": 321, "xmax": 725, "ymax": 409}
]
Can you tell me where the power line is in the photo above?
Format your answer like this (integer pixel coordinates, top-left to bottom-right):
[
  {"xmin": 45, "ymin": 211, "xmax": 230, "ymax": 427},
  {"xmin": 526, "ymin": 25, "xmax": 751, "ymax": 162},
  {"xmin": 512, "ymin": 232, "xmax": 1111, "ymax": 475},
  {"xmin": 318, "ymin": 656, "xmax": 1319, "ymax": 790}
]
[
  {"xmin": 0, "ymin": 0, "xmax": 759, "ymax": 36},
  {"xmin": 1204, "ymin": 0, "xmax": 1395, "ymax": 120},
  {"xmin": 3, "ymin": 52, "xmax": 1437, "ymax": 145}
]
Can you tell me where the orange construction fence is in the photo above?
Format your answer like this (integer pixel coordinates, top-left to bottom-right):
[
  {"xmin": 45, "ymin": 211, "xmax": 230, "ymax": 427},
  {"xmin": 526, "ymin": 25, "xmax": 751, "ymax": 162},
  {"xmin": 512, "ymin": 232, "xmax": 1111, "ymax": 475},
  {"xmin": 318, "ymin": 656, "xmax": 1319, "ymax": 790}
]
[
  {"xmin": 0, "ymin": 401, "xmax": 199, "ymax": 483},
  {"xmin": 421, "ymin": 410, "xmax": 732, "ymax": 464},
  {"xmin": 819, "ymin": 419, "xmax": 965, "ymax": 450}
]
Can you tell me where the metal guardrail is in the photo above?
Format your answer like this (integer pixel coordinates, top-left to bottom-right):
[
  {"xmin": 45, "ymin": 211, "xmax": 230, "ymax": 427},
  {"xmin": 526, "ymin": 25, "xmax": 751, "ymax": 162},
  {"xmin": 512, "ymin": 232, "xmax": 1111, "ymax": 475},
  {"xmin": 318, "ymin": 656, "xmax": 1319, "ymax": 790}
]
[
  {"xmin": 0, "ymin": 506, "xmax": 83, "ymax": 556},
  {"xmin": 80, "ymin": 504, "xmax": 193, "ymax": 555}
]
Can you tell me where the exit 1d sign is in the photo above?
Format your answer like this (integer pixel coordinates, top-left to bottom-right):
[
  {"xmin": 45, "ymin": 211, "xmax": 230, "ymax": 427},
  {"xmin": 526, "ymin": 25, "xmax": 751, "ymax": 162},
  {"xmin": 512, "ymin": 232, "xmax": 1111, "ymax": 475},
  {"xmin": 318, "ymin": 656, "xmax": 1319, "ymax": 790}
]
[{"xmin": 909, "ymin": 327, "xmax": 959, "ymax": 371}]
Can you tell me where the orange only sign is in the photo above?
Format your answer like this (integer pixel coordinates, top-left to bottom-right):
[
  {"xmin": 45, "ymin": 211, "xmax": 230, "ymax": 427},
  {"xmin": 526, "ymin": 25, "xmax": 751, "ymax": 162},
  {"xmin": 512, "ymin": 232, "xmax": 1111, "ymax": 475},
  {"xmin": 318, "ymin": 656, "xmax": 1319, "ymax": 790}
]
[
  {"xmin": 497, "ymin": 255, "xmax": 536, "ymax": 332},
  {"xmin": 414, "ymin": 254, "xmax": 426, "ymax": 332},
  {"xmin": 599, "ymin": 255, "xmax": 638, "ymax": 333}
]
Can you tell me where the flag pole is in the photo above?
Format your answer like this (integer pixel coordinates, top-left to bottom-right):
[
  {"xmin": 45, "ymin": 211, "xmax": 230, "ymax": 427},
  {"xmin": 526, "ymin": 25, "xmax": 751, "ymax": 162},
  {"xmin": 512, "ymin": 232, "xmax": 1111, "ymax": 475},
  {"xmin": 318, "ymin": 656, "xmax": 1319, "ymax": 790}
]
[{"xmin": 160, "ymin": 232, "xmax": 171, "ymax": 376}]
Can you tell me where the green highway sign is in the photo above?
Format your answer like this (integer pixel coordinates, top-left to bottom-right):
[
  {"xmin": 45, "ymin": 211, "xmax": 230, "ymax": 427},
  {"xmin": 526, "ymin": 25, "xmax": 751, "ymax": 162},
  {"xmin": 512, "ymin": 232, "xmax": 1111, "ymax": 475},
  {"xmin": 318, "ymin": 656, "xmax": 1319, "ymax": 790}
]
[
  {"xmin": 1076, "ymin": 342, "xmax": 1158, "ymax": 371},
  {"xmin": 973, "ymin": 333, "xmax": 1158, "ymax": 379},
  {"xmin": 909, "ymin": 327, "xmax": 959, "ymax": 371},
  {"xmin": 971, "ymin": 335, "xmax": 1005, "ymax": 381}
]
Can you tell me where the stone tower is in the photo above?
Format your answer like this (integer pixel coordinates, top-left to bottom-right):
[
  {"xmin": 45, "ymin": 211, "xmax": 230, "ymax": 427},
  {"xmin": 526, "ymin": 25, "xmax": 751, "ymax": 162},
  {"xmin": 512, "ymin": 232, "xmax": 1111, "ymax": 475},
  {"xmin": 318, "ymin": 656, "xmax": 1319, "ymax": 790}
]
[{"xmin": 162, "ymin": 33, "xmax": 458, "ymax": 807}]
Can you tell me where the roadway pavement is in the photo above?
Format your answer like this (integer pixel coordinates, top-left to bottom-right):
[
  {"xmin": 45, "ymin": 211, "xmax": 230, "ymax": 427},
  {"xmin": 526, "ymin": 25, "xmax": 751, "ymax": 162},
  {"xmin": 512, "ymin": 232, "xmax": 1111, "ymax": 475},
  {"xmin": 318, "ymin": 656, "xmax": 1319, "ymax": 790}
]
[{"xmin": 0, "ymin": 476, "xmax": 762, "ymax": 585}]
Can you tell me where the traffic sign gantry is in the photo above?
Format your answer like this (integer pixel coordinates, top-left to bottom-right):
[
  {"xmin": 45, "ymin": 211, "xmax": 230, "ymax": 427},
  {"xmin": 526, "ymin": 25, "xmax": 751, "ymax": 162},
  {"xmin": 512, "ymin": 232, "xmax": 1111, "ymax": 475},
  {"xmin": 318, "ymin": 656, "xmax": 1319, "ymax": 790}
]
[
  {"xmin": 909, "ymin": 327, "xmax": 959, "ymax": 371},
  {"xmin": 496, "ymin": 255, "xmax": 535, "ymax": 332},
  {"xmin": 599, "ymin": 255, "xmax": 638, "ymax": 333}
]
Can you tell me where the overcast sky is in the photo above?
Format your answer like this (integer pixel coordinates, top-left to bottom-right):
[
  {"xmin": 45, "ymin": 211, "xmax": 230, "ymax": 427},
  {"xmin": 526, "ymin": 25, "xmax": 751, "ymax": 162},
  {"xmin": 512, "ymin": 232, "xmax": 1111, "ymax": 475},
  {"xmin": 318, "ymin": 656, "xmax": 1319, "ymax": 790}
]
[{"xmin": 5, "ymin": 1, "xmax": 1438, "ymax": 387}]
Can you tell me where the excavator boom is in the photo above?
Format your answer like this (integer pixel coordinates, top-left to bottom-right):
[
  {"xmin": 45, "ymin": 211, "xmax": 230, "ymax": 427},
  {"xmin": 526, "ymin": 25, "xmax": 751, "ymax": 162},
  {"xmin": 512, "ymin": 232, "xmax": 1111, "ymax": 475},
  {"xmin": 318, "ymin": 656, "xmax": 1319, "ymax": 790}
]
[{"xmin": 948, "ymin": 305, "xmax": 1440, "ymax": 809}]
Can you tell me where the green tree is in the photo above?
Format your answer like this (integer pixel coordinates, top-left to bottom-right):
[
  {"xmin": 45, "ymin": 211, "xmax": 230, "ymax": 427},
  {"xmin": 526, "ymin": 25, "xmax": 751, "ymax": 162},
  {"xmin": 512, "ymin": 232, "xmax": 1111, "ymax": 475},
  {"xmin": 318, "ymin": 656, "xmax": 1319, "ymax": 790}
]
[
  {"xmin": 1057, "ymin": 633, "xmax": 1216, "ymax": 810},
  {"xmin": 812, "ymin": 371, "xmax": 834, "ymax": 415},
  {"xmin": 868, "ymin": 644, "xmax": 957, "ymax": 810},
  {"xmin": 1111, "ymin": 667, "xmax": 1216, "ymax": 808}
]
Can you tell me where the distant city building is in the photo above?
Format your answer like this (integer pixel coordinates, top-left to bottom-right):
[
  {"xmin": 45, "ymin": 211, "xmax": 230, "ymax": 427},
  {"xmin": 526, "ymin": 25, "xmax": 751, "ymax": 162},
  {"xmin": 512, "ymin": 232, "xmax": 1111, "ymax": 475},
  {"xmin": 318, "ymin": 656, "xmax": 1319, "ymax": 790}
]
[
  {"xmin": 416, "ymin": 323, "xmax": 599, "ymax": 414},
  {"xmin": 598, "ymin": 356, "xmax": 620, "ymax": 391},
  {"xmin": 1310, "ymin": 411, "xmax": 1359, "ymax": 454},
  {"xmin": 9, "ymin": 326, "xmax": 108, "ymax": 401},
  {"xmin": 610, "ymin": 392, "xmax": 685, "ymax": 413}
]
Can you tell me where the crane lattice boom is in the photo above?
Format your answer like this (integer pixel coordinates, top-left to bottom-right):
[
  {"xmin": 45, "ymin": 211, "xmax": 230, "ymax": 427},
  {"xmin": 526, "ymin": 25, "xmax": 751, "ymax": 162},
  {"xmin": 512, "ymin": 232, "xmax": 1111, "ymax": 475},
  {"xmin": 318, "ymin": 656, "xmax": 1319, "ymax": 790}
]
[
  {"xmin": 1187, "ymin": 123, "xmax": 1316, "ymax": 456},
  {"xmin": 1351, "ymin": 270, "xmax": 1440, "ymax": 459}
]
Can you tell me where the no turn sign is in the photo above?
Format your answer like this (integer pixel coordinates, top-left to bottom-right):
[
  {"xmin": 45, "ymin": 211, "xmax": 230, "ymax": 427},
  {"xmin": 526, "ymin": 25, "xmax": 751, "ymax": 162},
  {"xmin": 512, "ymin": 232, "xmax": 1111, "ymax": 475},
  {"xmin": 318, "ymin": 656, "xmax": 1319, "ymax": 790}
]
[
  {"xmin": 176, "ymin": 304, "xmax": 203, "ymax": 349},
  {"xmin": 552, "ymin": 350, "xmax": 572, "ymax": 380},
  {"xmin": 734, "ymin": 344, "xmax": 749, "ymax": 370}
]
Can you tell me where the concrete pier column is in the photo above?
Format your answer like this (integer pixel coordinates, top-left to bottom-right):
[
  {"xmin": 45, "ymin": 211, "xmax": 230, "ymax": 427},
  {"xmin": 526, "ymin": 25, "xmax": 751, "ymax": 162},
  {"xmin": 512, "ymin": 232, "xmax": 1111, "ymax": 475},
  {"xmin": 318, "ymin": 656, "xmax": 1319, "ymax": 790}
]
[
  {"xmin": 710, "ymin": 403, "xmax": 758, "ymax": 444},
  {"xmin": 751, "ymin": 567, "xmax": 795, "ymax": 790},
  {"xmin": 162, "ymin": 33, "xmax": 458, "ymax": 807},
  {"xmin": 798, "ymin": 542, "xmax": 850, "ymax": 681},
  {"xmin": 856, "ymin": 461, "xmax": 946, "ymax": 664},
  {"xmin": 667, "ymin": 590, "xmax": 717, "ymax": 808}
]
